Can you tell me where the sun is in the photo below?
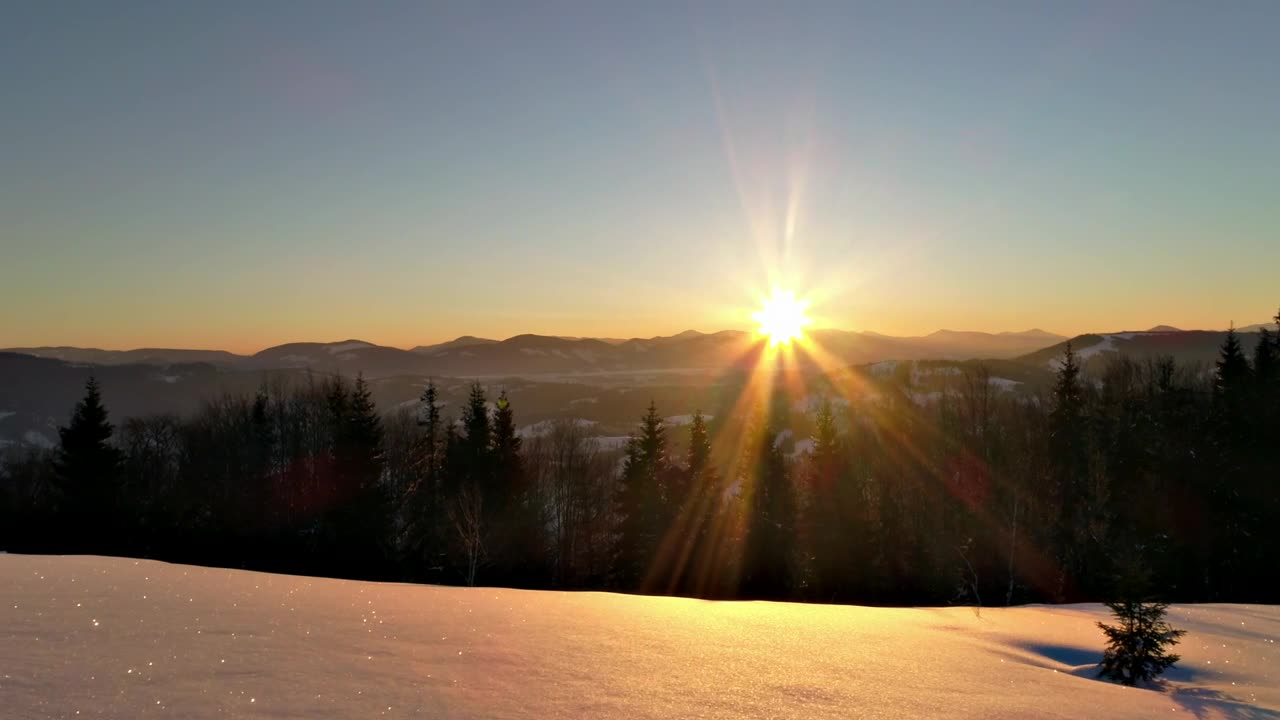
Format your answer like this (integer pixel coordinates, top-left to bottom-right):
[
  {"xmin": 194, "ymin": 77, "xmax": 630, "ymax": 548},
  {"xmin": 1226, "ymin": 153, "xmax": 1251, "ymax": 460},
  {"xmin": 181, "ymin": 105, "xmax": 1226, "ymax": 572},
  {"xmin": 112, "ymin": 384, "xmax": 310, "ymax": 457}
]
[{"xmin": 753, "ymin": 289, "xmax": 811, "ymax": 346}]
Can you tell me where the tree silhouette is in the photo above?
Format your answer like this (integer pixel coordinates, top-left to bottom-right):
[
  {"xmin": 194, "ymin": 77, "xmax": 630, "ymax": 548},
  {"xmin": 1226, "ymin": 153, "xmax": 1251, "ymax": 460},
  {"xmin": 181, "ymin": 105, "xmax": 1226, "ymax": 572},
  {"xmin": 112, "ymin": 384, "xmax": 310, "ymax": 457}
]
[
  {"xmin": 54, "ymin": 377, "xmax": 123, "ymax": 552},
  {"xmin": 613, "ymin": 401, "xmax": 668, "ymax": 591}
]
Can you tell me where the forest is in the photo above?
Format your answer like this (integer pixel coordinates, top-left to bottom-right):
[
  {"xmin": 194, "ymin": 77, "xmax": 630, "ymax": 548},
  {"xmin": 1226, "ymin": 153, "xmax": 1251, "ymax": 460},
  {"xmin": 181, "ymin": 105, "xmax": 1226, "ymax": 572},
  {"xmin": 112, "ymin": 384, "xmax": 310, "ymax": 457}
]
[{"xmin": 2, "ymin": 320, "xmax": 1277, "ymax": 607}]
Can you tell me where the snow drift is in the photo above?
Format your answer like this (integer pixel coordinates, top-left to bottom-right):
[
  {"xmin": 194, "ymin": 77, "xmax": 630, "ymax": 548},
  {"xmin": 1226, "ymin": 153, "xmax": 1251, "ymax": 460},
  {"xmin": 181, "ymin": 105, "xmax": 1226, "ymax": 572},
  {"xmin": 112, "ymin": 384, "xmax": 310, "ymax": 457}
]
[{"xmin": 1, "ymin": 555, "xmax": 1276, "ymax": 719}]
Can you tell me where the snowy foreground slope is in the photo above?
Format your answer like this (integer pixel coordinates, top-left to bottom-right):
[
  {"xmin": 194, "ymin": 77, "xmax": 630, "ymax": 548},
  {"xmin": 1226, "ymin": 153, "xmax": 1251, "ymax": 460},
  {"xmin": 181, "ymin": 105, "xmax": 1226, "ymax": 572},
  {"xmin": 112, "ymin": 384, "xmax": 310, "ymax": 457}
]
[{"xmin": 2, "ymin": 556, "xmax": 1277, "ymax": 719}]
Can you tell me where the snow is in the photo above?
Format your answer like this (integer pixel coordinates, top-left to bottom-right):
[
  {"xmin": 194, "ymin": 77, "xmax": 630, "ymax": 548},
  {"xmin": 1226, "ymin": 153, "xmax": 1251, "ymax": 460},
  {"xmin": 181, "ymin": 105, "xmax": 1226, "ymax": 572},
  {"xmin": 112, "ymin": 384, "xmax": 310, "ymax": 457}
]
[
  {"xmin": 663, "ymin": 414, "xmax": 713, "ymax": 427},
  {"xmin": 585, "ymin": 436, "xmax": 631, "ymax": 451},
  {"xmin": 791, "ymin": 437, "xmax": 816, "ymax": 457},
  {"xmin": 1048, "ymin": 333, "xmax": 1147, "ymax": 369},
  {"xmin": 325, "ymin": 341, "xmax": 374, "ymax": 354},
  {"xmin": 797, "ymin": 395, "xmax": 851, "ymax": 412},
  {"xmin": 0, "ymin": 411, "xmax": 15, "ymax": 422},
  {"xmin": 516, "ymin": 419, "xmax": 596, "ymax": 438},
  {"xmin": 155, "ymin": 375, "xmax": 180, "ymax": 384},
  {"xmin": 2, "ymin": 555, "xmax": 1277, "ymax": 719},
  {"xmin": 988, "ymin": 377, "xmax": 1023, "ymax": 391},
  {"xmin": 868, "ymin": 360, "xmax": 898, "ymax": 376},
  {"xmin": 21, "ymin": 431, "xmax": 54, "ymax": 448},
  {"xmin": 910, "ymin": 391, "xmax": 944, "ymax": 406},
  {"xmin": 568, "ymin": 397, "xmax": 598, "ymax": 406}
]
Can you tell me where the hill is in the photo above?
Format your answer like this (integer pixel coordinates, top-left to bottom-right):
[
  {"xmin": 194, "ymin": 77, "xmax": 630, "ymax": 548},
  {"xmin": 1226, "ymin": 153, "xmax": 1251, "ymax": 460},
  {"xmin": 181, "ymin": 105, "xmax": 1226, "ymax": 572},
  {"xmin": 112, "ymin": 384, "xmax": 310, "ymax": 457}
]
[
  {"xmin": 5, "ymin": 328, "xmax": 1069, "ymax": 380},
  {"xmin": 1018, "ymin": 330, "xmax": 1268, "ymax": 371},
  {"xmin": 2, "ymin": 554, "xmax": 1276, "ymax": 719}
]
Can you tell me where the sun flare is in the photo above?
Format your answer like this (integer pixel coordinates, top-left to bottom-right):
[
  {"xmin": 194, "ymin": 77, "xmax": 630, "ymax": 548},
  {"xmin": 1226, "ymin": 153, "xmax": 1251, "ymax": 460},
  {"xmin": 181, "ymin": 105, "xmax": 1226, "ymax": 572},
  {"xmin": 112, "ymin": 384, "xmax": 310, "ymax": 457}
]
[{"xmin": 753, "ymin": 289, "xmax": 811, "ymax": 346}]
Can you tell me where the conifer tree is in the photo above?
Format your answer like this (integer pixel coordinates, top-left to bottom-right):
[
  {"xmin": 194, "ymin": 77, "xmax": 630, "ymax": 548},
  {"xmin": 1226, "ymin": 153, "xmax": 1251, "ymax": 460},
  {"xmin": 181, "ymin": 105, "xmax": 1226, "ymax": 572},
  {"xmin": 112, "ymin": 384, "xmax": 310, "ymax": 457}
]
[
  {"xmin": 743, "ymin": 404, "xmax": 795, "ymax": 599},
  {"xmin": 330, "ymin": 374, "xmax": 389, "ymax": 576},
  {"xmin": 459, "ymin": 383, "xmax": 492, "ymax": 498},
  {"xmin": 613, "ymin": 401, "xmax": 667, "ymax": 591},
  {"xmin": 439, "ymin": 383, "xmax": 496, "ymax": 583},
  {"xmin": 1214, "ymin": 327, "xmax": 1252, "ymax": 403},
  {"xmin": 54, "ymin": 377, "xmax": 123, "ymax": 551},
  {"xmin": 419, "ymin": 380, "xmax": 442, "ymax": 482},
  {"xmin": 403, "ymin": 380, "xmax": 444, "ymax": 577},
  {"xmin": 345, "ymin": 375, "xmax": 384, "ymax": 488},
  {"xmin": 687, "ymin": 410, "xmax": 711, "ymax": 481},
  {"xmin": 808, "ymin": 396, "xmax": 847, "ymax": 600},
  {"xmin": 1097, "ymin": 600, "xmax": 1185, "ymax": 686},
  {"xmin": 491, "ymin": 389, "xmax": 543, "ymax": 585},
  {"xmin": 1048, "ymin": 343, "xmax": 1094, "ymax": 598}
]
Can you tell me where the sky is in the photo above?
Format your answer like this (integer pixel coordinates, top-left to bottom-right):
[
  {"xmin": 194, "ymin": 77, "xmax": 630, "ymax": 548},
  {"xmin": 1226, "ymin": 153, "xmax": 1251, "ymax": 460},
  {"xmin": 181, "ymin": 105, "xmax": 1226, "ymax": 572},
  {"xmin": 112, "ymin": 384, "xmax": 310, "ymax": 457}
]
[{"xmin": 2, "ymin": 1, "xmax": 1278, "ymax": 353}]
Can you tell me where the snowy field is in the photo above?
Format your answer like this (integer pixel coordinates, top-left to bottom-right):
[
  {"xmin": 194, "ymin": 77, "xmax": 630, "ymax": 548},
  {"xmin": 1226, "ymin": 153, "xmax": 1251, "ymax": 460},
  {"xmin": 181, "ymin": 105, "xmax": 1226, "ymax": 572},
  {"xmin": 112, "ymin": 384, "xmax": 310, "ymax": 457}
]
[{"xmin": 2, "ymin": 555, "xmax": 1277, "ymax": 719}]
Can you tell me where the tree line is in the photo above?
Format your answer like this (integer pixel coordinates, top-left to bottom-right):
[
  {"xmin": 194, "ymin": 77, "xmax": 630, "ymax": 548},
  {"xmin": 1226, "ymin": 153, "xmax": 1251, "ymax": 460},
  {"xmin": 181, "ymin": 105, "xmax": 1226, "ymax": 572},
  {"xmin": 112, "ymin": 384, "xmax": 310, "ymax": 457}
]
[{"xmin": 2, "ymin": 315, "xmax": 1278, "ymax": 606}]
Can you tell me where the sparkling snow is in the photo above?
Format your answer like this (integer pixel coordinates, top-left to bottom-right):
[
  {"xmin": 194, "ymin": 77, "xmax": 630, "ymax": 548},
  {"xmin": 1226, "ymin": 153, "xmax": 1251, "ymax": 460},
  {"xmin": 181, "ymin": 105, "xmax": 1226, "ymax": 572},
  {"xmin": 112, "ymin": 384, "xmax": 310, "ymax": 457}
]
[{"xmin": 1, "ymin": 556, "xmax": 1277, "ymax": 719}]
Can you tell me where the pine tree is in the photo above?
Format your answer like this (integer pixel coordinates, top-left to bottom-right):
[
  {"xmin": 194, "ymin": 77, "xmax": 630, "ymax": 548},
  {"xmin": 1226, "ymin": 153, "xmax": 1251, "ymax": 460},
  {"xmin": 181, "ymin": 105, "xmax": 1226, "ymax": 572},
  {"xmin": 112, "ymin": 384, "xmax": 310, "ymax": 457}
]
[
  {"xmin": 403, "ymin": 380, "xmax": 444, "ymax": 578},
  {"xmin": 743, "ymin": 403, "xmax": 795, "ymax": 599},
  {"xmin": 459, "ymin": 383, "xmax": 492, "ymax": 498},
  {"xmin": 328, "ymin": 374, "xmax": 389, "ymax": 577},
  {"xmin": 54, "ymin": 377, "xmax": 123, "ymax": 551},
  {"xmin": 440, "ymin": 383, "xmax": 495, "ymax": 584},
  {"xmin": 1214, "ymin": 327, "xmax": 1252, "ymax": 402},
  {"xmin": 1097, "ymin": 601, "xmax": 1186, "ymax": 686},
  {"xmin": 491, "ymin": 389, "xmax": 543, "ymax": 586},
  {"xmin": 613, "ymin": 401, "xmax": 667, "ymax": 592},
  {"xmin": 1203, "ymin": 327, "xmax": 1261, "ymax": 598},
  {"xmin": 1048, "ymin": 343, "xmax": 1095, "ymax": 599},
  {"xmin": 808, "ymin": 396, "xmax": 847, "ymax": 600},
  {"xmin": 418, "ymin": 380, "xmax": 442, "ymax": 482},
  {"xmin": 687, "ymin": 410, "xmax": 711, "ymax": 480}
]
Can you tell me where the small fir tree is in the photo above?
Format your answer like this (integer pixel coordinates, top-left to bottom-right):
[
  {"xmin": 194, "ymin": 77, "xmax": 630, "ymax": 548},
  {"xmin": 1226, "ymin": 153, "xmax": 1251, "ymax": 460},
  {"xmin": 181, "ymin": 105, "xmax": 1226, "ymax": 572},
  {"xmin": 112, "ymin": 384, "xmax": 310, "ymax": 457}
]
[{"xmin": 1097, "ymin": 600, "xmax": 1186, "ymax": 686}]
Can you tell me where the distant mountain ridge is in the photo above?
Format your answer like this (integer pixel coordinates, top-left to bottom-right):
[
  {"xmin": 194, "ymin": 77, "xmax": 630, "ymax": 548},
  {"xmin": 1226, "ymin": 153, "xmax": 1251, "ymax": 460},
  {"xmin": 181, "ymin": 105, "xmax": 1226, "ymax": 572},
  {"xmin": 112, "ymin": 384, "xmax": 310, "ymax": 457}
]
[
  {"xmin": 5, "ymin": 327, "xmax": 1069, "ymax": 378},
  {"xmin": 9, "ymin": 321, "xmax": 1274, "ymax": 380}
]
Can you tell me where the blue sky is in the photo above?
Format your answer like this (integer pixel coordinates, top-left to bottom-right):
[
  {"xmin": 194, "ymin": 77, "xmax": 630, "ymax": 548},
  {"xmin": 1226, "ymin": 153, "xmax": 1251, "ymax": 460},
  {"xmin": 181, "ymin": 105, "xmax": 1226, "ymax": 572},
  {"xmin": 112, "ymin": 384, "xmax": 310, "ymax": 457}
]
[{"xmin": 2, "ymin": 1, "xmax": 1277, "ymax": 350}]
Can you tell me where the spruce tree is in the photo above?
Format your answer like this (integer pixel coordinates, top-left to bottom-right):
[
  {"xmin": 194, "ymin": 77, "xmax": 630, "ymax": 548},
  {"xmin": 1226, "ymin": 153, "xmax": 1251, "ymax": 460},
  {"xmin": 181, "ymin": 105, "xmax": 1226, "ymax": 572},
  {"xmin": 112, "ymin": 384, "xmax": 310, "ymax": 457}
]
[
  {"xmin": 329, "ymin": 374, "xmax": 388, "ymax": 577},
  {"xmin": 459, "ymin": 382, "xmax": 492, "ymax": 498},
  {"xmin": 491, "ymin": 389, "xmax": 542, "ymax": 585},
  {"xmin": 1097, "ymin": 601, "xmax": 1185, "ymax": 686},
  {"xmin": 54, "ymin": 377, "xmax": 123, "ymax": 551},
  {"xmin": 743, "ymin": 403, "xmax": 795, "ymax": 599},
  {"xmin": 808, "ymin": 396, "xmax": 847, "ymax": 600},
  {"xmin": 1200, "ymin": 326, "xmax": 1270, "ymax": 598},
  {"xmin": 440, "ymin": 383, "xmax": 494, "ymax": 584},
  {"xmin": 1214, "ymin": 327, "xmax": 1252, "ymax": 404},
  {"xmin": 1048, "ymin": 343, "xmax": 1094, "ymax": 598},
  {"xmin": 404, "ymin": 380, "xmax": 444, "ymax": 578},
  {"xmin": 687, "ymin": 410, "xmax": 711, "ymax": 481},
  {"xmin": 613, "ymin": 401, "xmax": 667, "ymax": 592}
]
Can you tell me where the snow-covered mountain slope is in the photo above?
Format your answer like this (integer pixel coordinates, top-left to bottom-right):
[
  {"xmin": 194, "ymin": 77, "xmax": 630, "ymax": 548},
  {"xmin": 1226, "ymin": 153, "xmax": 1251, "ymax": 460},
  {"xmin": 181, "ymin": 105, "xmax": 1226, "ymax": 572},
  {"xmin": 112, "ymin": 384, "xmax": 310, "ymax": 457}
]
[{"xmin": 2, "ymin": 556, "xmax": 1276, "ymax": 719}]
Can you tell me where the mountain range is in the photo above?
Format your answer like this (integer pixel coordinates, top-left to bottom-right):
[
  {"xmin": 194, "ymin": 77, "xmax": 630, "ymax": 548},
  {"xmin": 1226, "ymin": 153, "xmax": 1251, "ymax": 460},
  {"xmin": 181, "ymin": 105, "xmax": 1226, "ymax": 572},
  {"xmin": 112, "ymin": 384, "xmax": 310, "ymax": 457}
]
[
  {"xmin": 4, "ymin": 328, "xmax": 1069, "ymax": 379},
  {"xmin": 3, "ymin": 323, "xmax": 1276, "ymax": 452}
]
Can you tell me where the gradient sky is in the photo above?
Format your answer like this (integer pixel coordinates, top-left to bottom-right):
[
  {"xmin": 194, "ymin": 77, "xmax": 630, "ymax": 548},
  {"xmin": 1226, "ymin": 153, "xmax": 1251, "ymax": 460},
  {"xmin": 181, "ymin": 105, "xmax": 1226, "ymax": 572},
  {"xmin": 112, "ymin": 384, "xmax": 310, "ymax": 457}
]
[{"xmin": 3, "ymin": 1, "xmax": 1278, "ymax": 353}]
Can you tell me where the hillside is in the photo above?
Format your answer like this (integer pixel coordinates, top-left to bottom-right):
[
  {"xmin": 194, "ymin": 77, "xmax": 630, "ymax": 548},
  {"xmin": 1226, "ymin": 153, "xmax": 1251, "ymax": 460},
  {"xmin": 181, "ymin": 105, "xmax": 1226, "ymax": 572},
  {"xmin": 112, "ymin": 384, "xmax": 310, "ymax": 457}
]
[
  {"xmin": 1019, "ymin": 330, "xmax": 1267, "ymax": 371},
  {"xmin": 1, "ymin": 555, "xmax": 1276, "ymax": 719}
]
